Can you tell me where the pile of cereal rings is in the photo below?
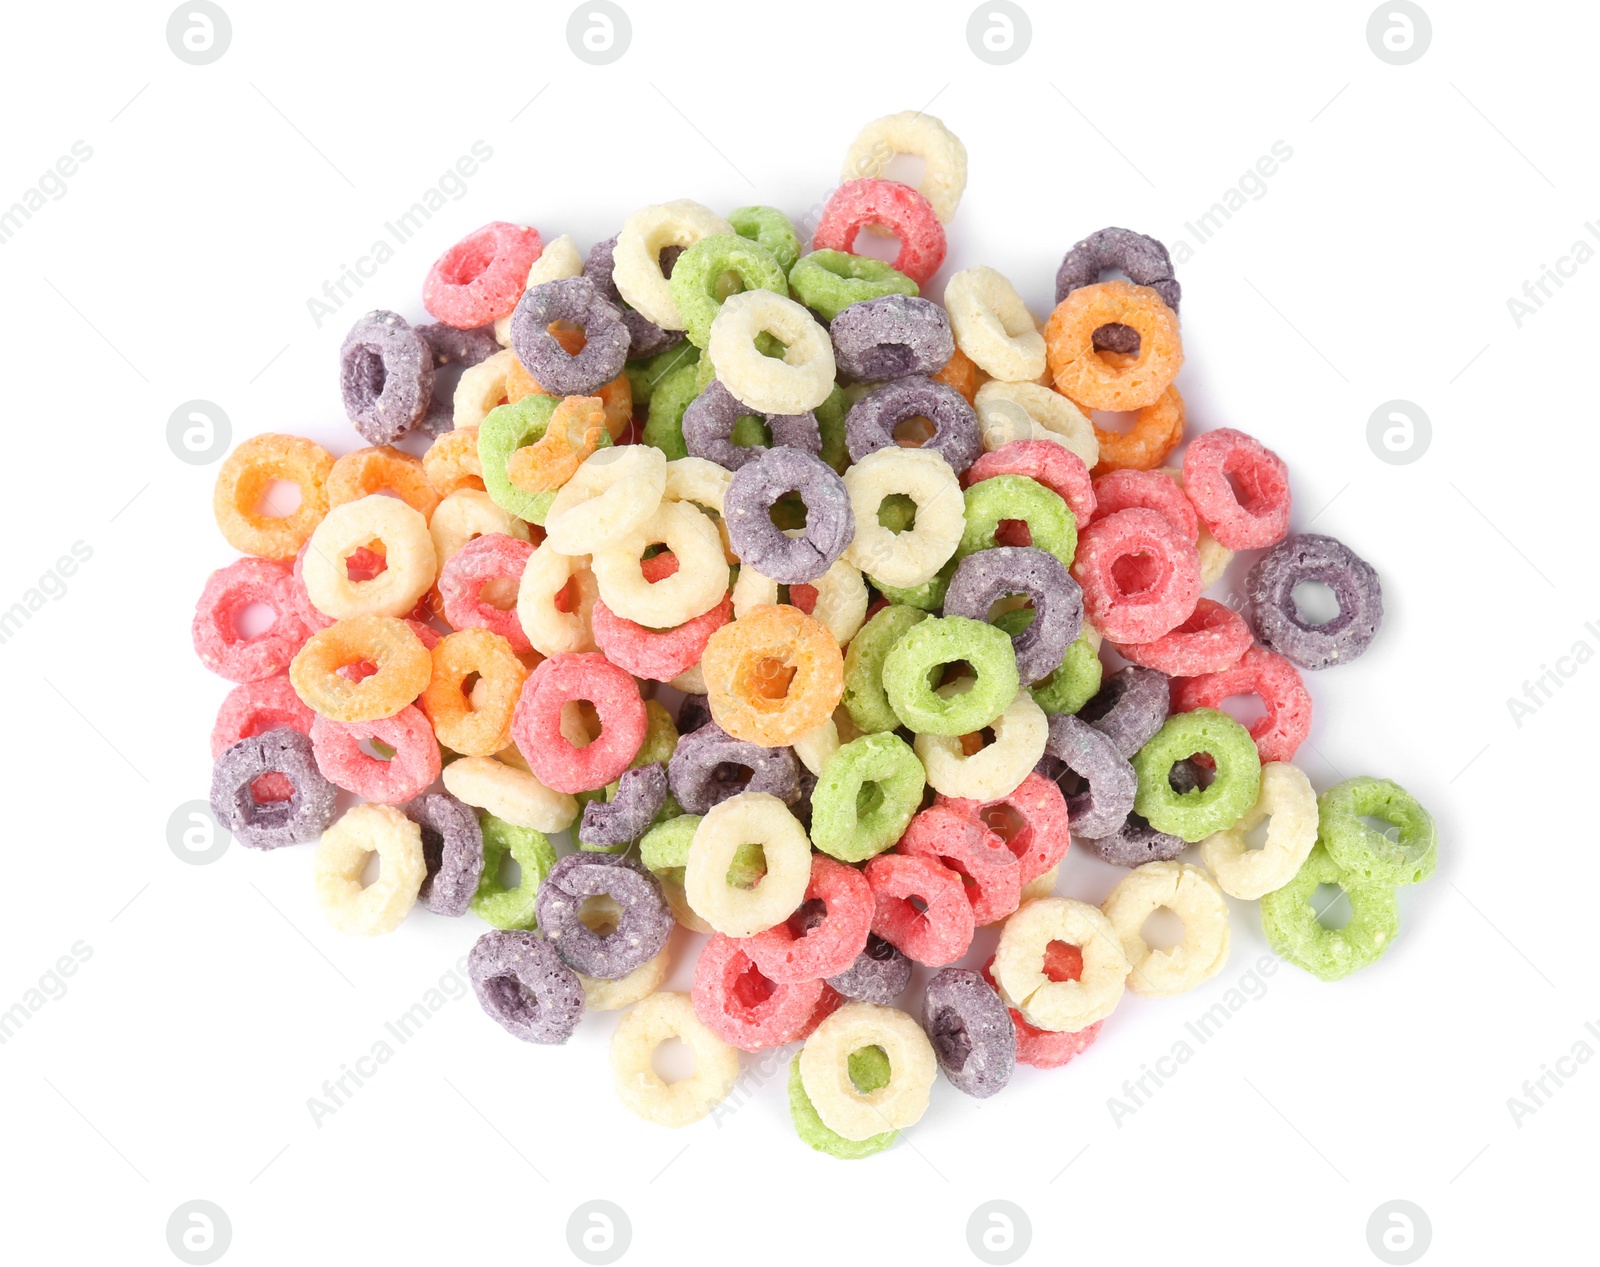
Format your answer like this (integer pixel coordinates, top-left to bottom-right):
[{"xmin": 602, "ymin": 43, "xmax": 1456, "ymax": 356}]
[{"xmin": 197, "ymin": 111, "xmax": 1438, "ymax": 1158}]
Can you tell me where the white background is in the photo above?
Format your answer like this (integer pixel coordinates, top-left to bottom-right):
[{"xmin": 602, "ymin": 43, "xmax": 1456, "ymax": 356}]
[{"xmin": 0, "ymin": 1, "xmax": 1592, "ymax": 1263}]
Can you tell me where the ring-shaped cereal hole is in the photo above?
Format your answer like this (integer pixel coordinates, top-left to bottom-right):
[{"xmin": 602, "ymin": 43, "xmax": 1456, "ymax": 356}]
[
  {"xmin": 1116, "ymin": 598, "xmax": 1251, "ymax": 677},
  {"xmin": 707, "ymin": 290, "xmax": 838, "ymax": 417},
  {"xmin": 842, "ymin": 111, "xmax": 968, "ymax": 224},
  {"xmin": 1101, "ymin": 861, "xmax": 1230, "ymax": 997},
  {"xmin": 812, "ymin": 178, "xmax": 947, "ymax": 286},
  {"xmin": 1315, "ymin": 776, "xmax": 1438, "ymax": 887},
  {"xmin": 611, "ymin": 991, "xmax": 742, "ymax": 1127},
  {"xmin": 1172, "ymin": 645, "xmax": 1312, "ymax": 765},
  {"xmin": 991, "ymin": 897, "xmax": 1128, "ymax": 1032},
  {"xmin": 467, "ymin": 928, "xmax": 584, "ymax": 1044},
  {"xmin": 669, "ymin": 233, "xmax": 789, "ymax": 350},
  {"xmin": 667, "ymin": 722, "xmax": 800, "ymax": 816},
  {"xmin": 480, "ymin": 394, "xmax": 615, "ymax": 525},
  {"xmin": 798, "ymin": 1000, "xmax": 938, "ymax": 1141},
  {"xmin": 1087, "ymin": 380, "xmax": 1187, "ymax": 476},
  {"xmin": 684, "ymin": 792, "xmax": 812, "ymax": 938},
  {"xmin": 958, "ymin": 475, "xmax": 1076, "ymax": 568},
  {"xmin": 938, "ymin": 770, "xmax": 1071, "ymax": 886},
  {"xmin": 881, "ymin": 615, "xmax": 1020, "ymax": 738},
  {"xmin": 533, "ymin": 853, "xmax": 674, "ymax": 980},
  {"xmin": 842, "ymin": 447, "xmax": 965, "ymax": 591},
  {"xmin": 209, "ymin": 727, "xmax": 339, "ymax": 850},
  {"xmin": 701, "ymin": 603, "xmax": 844, "ymax": 748},
  {"xmin": 943, "ymin": 265, "xmax": 1047, "ymax": 382},
  {"xmin": 212, "ymin": 433, "xmax": 335, "ymax": 561},
  {"xmin": 745, "ymin": 855, "xmax": 874, "ymax": 984},
  {"xmin": 423, "ymin": 222, "xmax": 543, "ymax": 328},
  {"xmin": 312, "ymin": 803, "xmax": 427, "ymax": 936},
  {"xmin": 840, "ymin": 604, "xmax": 930, "ymax": 735},
  {"xmin": 423, "ymin": 427, "xmax": 487, "ymax": 496},
  {"xmin": 510, "ymin": 652, "xmax": 645, "ymax": 794},
  {"xmin": 1077, "ymin": 665, "xmax": 1172, "ymax": 760},
  {"xmin": 310, "ymin": 705, "xmax": 441, "ymax": 804},
  {"xmin": 338, "ymin": 311, "xmax": 436, "ymax": 444},
  {"xmin": 691, "ymin": 934, "xmax": 827, "ymax": 1052},
  {"xmin": 864, "ymin": 852, "xmax": 976, "ymax": 967},
  {"xmin": 809, "ymin": 732, "xmax": 926, "ymax": 863},
  {"xmin": 944, "ymin": 546, "xmax": 1083, "ymax": 685},
  {"xmin": 1131, "ymin": 707, "xmax": 1261, "ymax": 843},
  {"xmin": 789, "ymin": 249, "xmax": 919, "ymax": 324},
  {"xmin": 1045, "ymin": 280, "xmax": 1183, "ymax": 413},
  {"xmin": 515, "ymin": 543, "xmax": 601, "ymax": 658},
  {"xmin": 682, "ymin": 377, "xmax": 821, "ymax": 472},
  {"xmin": 896, "ymin": 803, "xmax": 1022, "ymax": 927},
  {"xmin": 1245, "ymin": 532, "xmax": 1383, "ymax": 670},
  {"xmin": 419, "ymin": 629, "xmax": 527, "ymax": 757},
  {"xmin": 508, "ymin": 276, "xmax": 631, "ymax": 397},
  {"xmin": 400, "ymin": 791, "xmax": 485, "ymax": 918},
  {"xmin": 327, "ymin": 446, "xmax": 442, "ymax": 520},
  {"xmin": 1180, "ymin": 427, "xmax": 1292, "ymax": 550},
  {"xmin": 613, "ymin": 200, "xmax": 736, "ymax": 331},
  {"xmin": 1199, "ymin": 761, "xmax": 1318, "ymax": 900},
  {"xmin": 290, "ymin": 615, "xmax": 432, "ymax": 723},
  {"xmin": 1259, "ymin": 844, "xmax": 1400, "ymax": 981},
  {"xmin": 192, "ymin": 557, "xmax": 311, "ymax": 684},
  {"xmin": 437, "ymin": 532, "xmax": 534, "ymax": 651},
  {"xmin": 845, "ymin": 375, "xmax": 982, "ymax": 479},
  {"xmin": 1070, "ymin": 507, "xmax": 1201, "ymax": 644},
  {"xmin": 468, "ymin": 814, "xmax": 557, "ymax": 929},
  {"xmin": 922, "ymin": 967, "xmax": 1017, "ymax": 1098},
  {"xmin": 1029, "ymin": 631, "xmax": 1104, "ymax": 716}
]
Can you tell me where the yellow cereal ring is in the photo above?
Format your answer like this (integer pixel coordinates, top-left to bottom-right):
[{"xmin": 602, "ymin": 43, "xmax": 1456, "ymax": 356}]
[
  {"xmin": 313, "ymin": 804, "xmax": 426, "ymax": 936},
  {"xmin": 289, "ymin": 615, "xmax": 432, "ymax": 723}
]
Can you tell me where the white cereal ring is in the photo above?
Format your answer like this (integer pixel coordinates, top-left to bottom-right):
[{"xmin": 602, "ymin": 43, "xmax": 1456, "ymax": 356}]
[
  {"xmin": 1101, "ymin": 861, "xmax": 1231, "ymax": 997},
  {"xmin": 453, "ymin": 347, "xmax": 517, "ymax": 428},
  {"xmin": 670, "ymin": 663, "xmax": 706, "ymax": 695},
  {"xmin": 516, "ymin": 542, "xmax": 600, "ymax": 655},
  {"xmin": 945, "ymin": 266, "xmax": 1047, "ymax": 382},
  {"xmin": 1200, "ymin": 762, "xmax": 1318, "ymax": 900},
  {"xmin": 842, "ymin": 112, "xmax": 969, "ymax": 224},
  {"xmin": 494, "ymin": 233, "xmax": 585, "ymax": 345},
  {"xmin": 614, "ymin": 200, "xmax": 734, "ymax": 330},
  {"xmin": 707, "ymin": 290, "xmax": 836, "ymax": 415},
  {"xmin": 664, "ymin": 455, "xmax": 736, "ymax": 558},
  {"xmin": 975, "ymin": 379, "xmax": 1099, "ymax": 468},
  {"xmin": 591, "ymin": 499, "xmax": 727, "ymax": 628},
  {"xmin": 798, "ymin": 1001, "xmax": 937, "ymax": 1141},
  {"xmin": 441, "ymin": 753, "xmax": 577, "ymax": 833},
  {"xmin": 429, "ymin": 488, "xmax": 529, "ymax": 582},
  {"xmin": 582, "ymin": 945, "xmax": 671, "ymax": 1011},
  {"xmin": 914, "ymin": 687, "xmax": 1047, "ymax": 800},
  {"xmin": 544, "ymin": 446, "xmax": 667, "ymax": 555},
  {"xmin": 612, "ymin": 991, "xmax": 740, "ymax": 1127},
  {"xmin": 792, "ymin": 715, "xmax": 841, "ymax": 776},
  {"xmin": 313, "ymin": 804, "xmax": 426, "ymax": 936},
  {"xmin": 732, "ymin": 555, "xmax": 866, "ymax": 647},
  {"xmin": 842, "ymin": 447, "xmax": 965, "ymax": 588},
  {"xmin": 993, "ymin": 898, "xmax": 1129, "ymax": 1032},
  {"xmin": 684, "ymin": 792, "xmax": 812, "ymax": 937},
  {"xmin": 303, "ymin": 494, "xmax": 436, "ymax": 619}
]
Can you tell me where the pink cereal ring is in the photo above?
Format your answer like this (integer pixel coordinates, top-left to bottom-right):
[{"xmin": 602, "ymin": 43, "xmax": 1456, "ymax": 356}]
[
  {"xmin": 422, "ymin": 222, "xmax": 543, "ymax": 328},
  {"xmin": 1115, "ymin": 598, "xmax": 1252, "ymax": 676},
  {"xmin": 897, "ymin": 804, "xmax": 1022, "ymax": 927},
  {"xmin": 864, "ymin": 852, "xmax": 975, "ymax": 967},
  {"xmin": 981, "ymin": 956, "xmax": 1103, "ymax": 1070},
  {"xmin": 965, "ymin": 440, "xmax": 1097, "ymax": 528},
  {"xmin": 639, "ymin": 550, "xmax": 679, "ymax": 583},
  {"xmin": 592, "ymin": 592, "xmax": 732, "ymax": 683},
  {"xmin": 438, "ymin": 532, "xmax": 535, "ymax": 651},
  {"xmin": 1091, "ymin": 468, "xmax": 1199, "ymax": 542},
  {"xmin": 511, "ymin": 651, "xmax": 646, "ymax": 793},
  {"xmin": 1071, "ymin": 507, "xmax": 1202, "ymax": 643},
  {"xmin": 192, "ymin": 557, "xmax": 311, "ymax": 683},
  {"xmin": 691, "ymin": 934, "xmax": 827, "ymax": 1052},
  {"xmin": 211, "ymin": 674, "xmax": 316, "ymax": 803},
  {"xmin": 812, "ymin": 179, "xmax": 947, "ymax": 285},
  {"xmin": 1171, "ymin": 644, "xmax": 1312, "ymax": 764},
  {"xmin": 743, "ymin": 854, "xmax": 873, "ymax": 983},
  {"xmin": 309, "ymin": 704, "xmax": 441, "ymax": 803},
  {"xmin": 938, "ymin": 771, "xmax": 1071, "ymax": 886},
  {"xmin": 1181, "ymin": 427, "xmax": 1291, "ymax": 550}
]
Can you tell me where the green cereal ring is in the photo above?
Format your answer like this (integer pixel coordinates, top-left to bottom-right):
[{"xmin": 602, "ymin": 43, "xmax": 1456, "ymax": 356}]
[
  {"xmin": 626, "ymin": 342, "xmax": 700, "ymax": 410},
  {"xmin": 1132, "ymin": 707, "xmax": 1261, "ymax": 842},
  {"xmin": 882, "ymin": 615, "xmax": 1020, "ymax": 737},
  {"xmin": 1259, "ymin": 843, "xmax": 1400, "ymax": 981},
  {"xmin": 872, "ymin": 559, "xmax": 954, "ymax": 612},
  {"xmin": 958, "ymin": 475, "xmax": 1076, "ymax": 566},
  {"xmin": 470, "ymin": 814, "xmax": 557, "ymax": 929},
  {"xmin": 578, "ymin": 701, "xmax": 682, "ymax": 852},
  {"xmin": 787, "ymin": 1047, "xmax": 898, "ymax": 1159},
  {"xmin": 480, "ymin": 394, "xmax": 613, "ymax": 524},
  {"xmin": 670, "ymin": 234, "xmax": 789, "ymax": 349},
  {"xmin": 1031, "ymin": 630, "xmax": 1104, "ymax": 714},
  {"xmin": 810, "ymin": 732, "xmax": 926, "ymax": 862},
  {"xmin": 729, "ymin": 205, "xmax": 802, "ymax": 273},
  {"xmin": 842, "ymin": 604, "xmax": 930, "ymax": 734},
  {"xmin": 790, "ymin": 249, "xmax": 919, "ymax": 322},
  {"xmin": 1316, "ymin": 777, "xmax": 1438, "ymax": 886},
  {"xmin": 815, "ymin": 384, "xmax": 850, "ymax": 473},
  {"xmin": 642, "ymin": 357, "xmax": 708, "ymax": 459}
]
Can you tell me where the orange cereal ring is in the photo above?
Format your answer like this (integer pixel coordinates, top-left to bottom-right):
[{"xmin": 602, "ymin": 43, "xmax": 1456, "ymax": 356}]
[
  {"xmin": 213, "ymin": 433, "xmax": 334, "ymax": 560},
  {"xmin": 423, "ymin": 427, "xmax": 485, "ymax": 496},
  {"xmin": 327, "ymin": 445, "xmax": 442, "ymax": 519},
  {"xmin": 702, "ymin": 604, "xmax": 844, "ymax": 748},
  {"xmin": 505, "ymin": 395, "xmax": 608, "ymax": 494},
  {"xmin": 289, "ymin": 615, "xmax": 432, "ymax": 723},
  {"xmin": 931, "ymin": 344, "xmax": 979, "ymax": 405},
  {"xmin": 1045, "ymin": 280, "xmax": 1182, "ymax": 412},
  {"xmin": 419, "ymin": 628, "xmax": 529, "ymax": 756},
  {"xmin": 1091, "ymin": 381, "xmax": 1186, "ymax": 476}
]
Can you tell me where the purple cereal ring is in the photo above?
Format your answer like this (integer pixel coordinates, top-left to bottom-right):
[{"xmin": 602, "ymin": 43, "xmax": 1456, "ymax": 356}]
[
  {"xmin": 1078, "ymin": 666, "xmax": 1172, "ymax": 759},
  {"xmin": 468, "ymin": 928, "xmax": 585, "ymax": 1044},
  {"xmin": 402, "ymin": 792, "xmax": 484, "ymax": 917},
  {"xmin": 923, "ymin": 967, "xmax": 1016, "ymax": 1099},
  {"xmin": 585, "ymin": 234, "xmax": 683, "ymax": 360},
  {"xmin": 827, "ymin": 933, "xmax": 912, "ymax": 1004},
  {"xmin": 667, "ymin": 722, "xmax": 801, "ymax": 814},
  {"xmin": 533, "ymin": 853, "xmax": 673, "ymax": 980},
  {"xmin": 724, "ymin": 447, "xmax": 855, "ymax": 584},
  {"xmin": 339, "ymin": 310, "xmax": 436, "ymax": 444},
  {"xmin": 508, "ymin": 276, "xmax": 630, "ymax": 396},
  {"xmin": 1244, "ymin": 533, "xmax": 1384, "ymax": 670},
  {"xmin": 844, "ymin": 375, "xmax": 982, "ymax": 475},
  {"xmin": 682, "ymin": 378, "xmax": 821, "ymax": 471},
  {"xmin": 209, "ymin": 727, "xmax": 338, "ymax": 851},
  {"xmin": 1077, "ymin": 813, "xmax": 1188, "ymax": 867},
  {"xmin": 1037, "ymin": 713, "xmax": 1137, "ymax": 839},
  {"xmin": 580, "ymin": 763, "xmax": 668, "ymax": 849},
  {"xmin": 943, "ymin": 546, "xmax": 1083, "ymax": 684},
  {"xmin": 829, "ymin": 294, "xmax": 954, "ymax": 382},
  {"xmin": 1054, "ymin": 227, "xmax": 1180, "ymax": 353}
]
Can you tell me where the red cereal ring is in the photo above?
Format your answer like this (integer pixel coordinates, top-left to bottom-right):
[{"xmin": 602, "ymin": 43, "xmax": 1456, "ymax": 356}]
[
  {"xmin": 1181, "ymin": 427, "xmax": 1291, "ymax": 550},
  {"xmin": 896, "ymin": 804, "xmax": 1022, "ymax": 926},
  {"xmin": 743, "ymin": 855, "xmax": 873, "ymax": 983},
  {"xmin": 309, "ymin": 704, "xmax": 442, "ymax": 803},
  {"xmin": 864, "ymin": 852, "xmax": 976, "ymax": 966},
  {"xmin": 1071, "ymin": 507, "xmax": 1201, "ymax": 644},
  {"xmin": 980, "ymin": 956, "xmax": 1103, "ymax": 1070},
  {"xmin": 211, "ymin": 674, "xmax": 315, "ymax": 803},
  {"xmin": 438, "ymin": 532, "xmax": 535, "ymax": 652},
  {"xmin": 1171, "ymin": 644, "xmax": 1312, "ymax": 764},
  {"xmin": 691, "ymin": 933, "xmax": 827, "ymax": 1052},
  {"xmin": 192, "ymin": 557, "xmax": 311, "ymax": 683},
  {"xmin": 511, "ymin": 652, "xmax": 647, "ymax": 793},
  {"xmin": 1091, "ymin": 468, "xmax": 1198, "ymax": 542},
  {"xmin": 1115, "ymin": 598, "xmax": 1252, "ymax": 676},
  {"xmin": 422, "ymin": 222, "xmax": 543, "ymax": 328},
  {"xmin": 812, "ymin": 179, "xmax": 947, "ymax": 285},
  {"xmin": 965, "ymin": 439, "xmax": 1096, "ymax": 529},
  {"xmin": 937, "ymin": 771, "xmax": 1071, "ymax": 886},
  {"xmin": 591, "ymin": 592, "xmax": 733, "ymax": 683},
  {"xmin": 639, "ymin": 550, "xmax": 679, "ymax": 583}
]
